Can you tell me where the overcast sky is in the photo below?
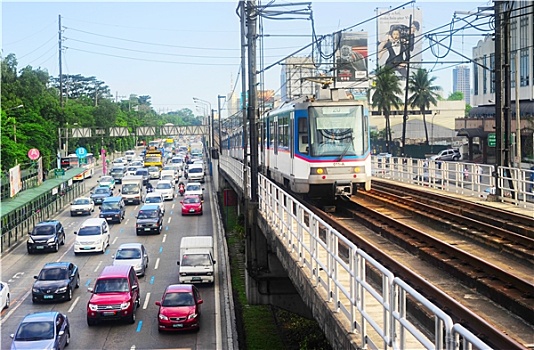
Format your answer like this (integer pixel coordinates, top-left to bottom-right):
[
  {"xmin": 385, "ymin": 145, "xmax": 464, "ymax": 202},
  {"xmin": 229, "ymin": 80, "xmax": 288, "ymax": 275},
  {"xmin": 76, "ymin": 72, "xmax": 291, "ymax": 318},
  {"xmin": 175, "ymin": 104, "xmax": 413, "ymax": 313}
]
[{"xmin": 2, "ymin": 0, "xmax": 491, "ymax": 115}]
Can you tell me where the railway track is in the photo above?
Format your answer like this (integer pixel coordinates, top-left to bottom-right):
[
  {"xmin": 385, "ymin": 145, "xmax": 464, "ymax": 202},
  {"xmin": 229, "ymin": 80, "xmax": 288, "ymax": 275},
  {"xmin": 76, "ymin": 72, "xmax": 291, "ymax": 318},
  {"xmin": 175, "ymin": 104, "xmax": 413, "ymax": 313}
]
[{"xmin": 304, "ymin": 183, "xmax": 534, "ymax": 350}]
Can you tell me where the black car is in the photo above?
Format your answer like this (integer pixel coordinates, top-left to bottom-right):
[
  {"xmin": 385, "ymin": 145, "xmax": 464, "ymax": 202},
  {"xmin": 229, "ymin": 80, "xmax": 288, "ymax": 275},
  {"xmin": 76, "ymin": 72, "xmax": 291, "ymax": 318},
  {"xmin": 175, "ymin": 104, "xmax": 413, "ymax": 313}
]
[
  {"xmin": 99, "ymin": 196, "xmax": 126, "ymax": 223},
  {"xmin": 90, "ymin": 186, "xmax": 113, "ymax": 205},
  {"xmin": 136, "ymin": 204, "xmax": 163, "ymax": 235},
  {"xmin": 32, "ymin": 262, "xmax": 80, "ymax": 303},
  {"xmin": 27, "ymin": 220, "xmax": 66, "ymax": 254},
  {"xmin": 135, "ymin": 168, "xmax": 150, "ymax": 186},
  {"xmin": 109, "ymin": 166, "xmax": 126, "ymax": 184}
]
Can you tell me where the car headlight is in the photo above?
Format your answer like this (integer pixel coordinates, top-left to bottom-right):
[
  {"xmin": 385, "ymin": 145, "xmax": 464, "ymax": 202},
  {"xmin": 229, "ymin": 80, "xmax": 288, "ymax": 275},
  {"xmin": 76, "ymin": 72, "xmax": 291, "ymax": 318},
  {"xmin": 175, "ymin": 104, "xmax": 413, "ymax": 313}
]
[
  {"xmin": 135, "ymin": 263, "xmax": 142, "ymax": 270},
  {"xmin": 187, "ymin": 312, "xmax": 198, "ymax": 320},
  {"xmin": 158, "ymin": 314, "xmax": 168, "ymax": 320},
  {"xmin": 56, "ymin": 286, "xmax": 67, "ymax": 293},
  {"xmin": 88, "ymin": 303, "xmax": 98, "ymax": 311},
  {"xmin": 28, "ymin": 237, "xmax": 35, "ymax": 244},
  {"xmin": 32, "ymin": 287, "xmax": 39, "ymax": 293},
  {"xmin": 47, "ymin": 237, "xmax": 56, "ymax": 243},
  {"xmin": 120, "ymin": 302, "xmax": 130, "ymax": 310}
]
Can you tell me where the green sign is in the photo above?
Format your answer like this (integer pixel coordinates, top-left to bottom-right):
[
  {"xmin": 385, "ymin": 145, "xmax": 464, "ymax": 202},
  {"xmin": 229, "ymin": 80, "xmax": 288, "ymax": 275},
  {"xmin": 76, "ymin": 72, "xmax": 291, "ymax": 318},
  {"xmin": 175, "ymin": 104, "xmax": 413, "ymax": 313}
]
[
  {"xmin": 488, "ymin": 133, "xmax": 496, "ymax": 147},
  {"xmin": 54, "ymin": 168, "xmax": 65, "ymax": 176}
]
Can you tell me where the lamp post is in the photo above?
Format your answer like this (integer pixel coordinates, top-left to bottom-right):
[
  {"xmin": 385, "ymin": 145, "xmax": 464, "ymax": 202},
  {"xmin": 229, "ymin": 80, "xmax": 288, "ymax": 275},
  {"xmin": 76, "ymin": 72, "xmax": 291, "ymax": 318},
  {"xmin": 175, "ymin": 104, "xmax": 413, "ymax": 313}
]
[
  {"xmin": 217, "ymin": 95, "xmax": 226, "ymax": 152},
  {"xmin": 193, "ymin": 97, "xmax": 212, "ymax": 148},
  {"xmin": 5, "ymin": 104, "xmax": 24, "ymax": 143},
  {"xmin": 431, "ymin": 112, "xmax": 438, "ymax": 154}
]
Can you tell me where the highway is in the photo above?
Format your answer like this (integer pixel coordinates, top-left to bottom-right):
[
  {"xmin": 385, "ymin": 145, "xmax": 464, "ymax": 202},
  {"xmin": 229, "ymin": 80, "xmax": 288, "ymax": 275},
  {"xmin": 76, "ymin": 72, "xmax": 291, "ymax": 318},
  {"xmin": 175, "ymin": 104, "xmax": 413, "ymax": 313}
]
[{"xmin": 0, "ymin": 169, "xmax": 234, "ymax": 350}]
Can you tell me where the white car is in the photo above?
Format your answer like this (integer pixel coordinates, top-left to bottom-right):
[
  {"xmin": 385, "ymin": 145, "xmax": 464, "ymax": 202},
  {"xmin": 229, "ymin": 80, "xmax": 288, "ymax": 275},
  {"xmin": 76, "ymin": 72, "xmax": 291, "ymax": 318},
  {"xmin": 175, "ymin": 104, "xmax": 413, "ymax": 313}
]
[
  {"xmin": 155, "ymin": 180, "xmax": 175, "ymax": 200},
  {"xmin": 0, "ymin": 281, "xmax": 10, "ymax": 310},
  {"xmin": 184, "ymin": 182, "xmax": 204, "ymax": 200},
  {"xmin": 145, "ymin": 192, "xmax": 165, "ymax": 214},
  {"xmin": 126, "ymin": 165, "xmax": 142, "ymax": 176},
  {"xmin": 112, "ymin": 243, "xmax": 149, "ymax": 276},
  {"xmin": 147, "ymin": 166, "xmax": 161, "ymax": 179},
  {"xmin": 112, "ymin": 157, "xmax": 127, "ymax": 166},
  {"xmin": 73, "ymin": 218, "xmax": 110, "ymax": 254},
  {"xmin": 70, "ymin": 197, "xmax": 95, "ymax": 216},
  {"xmin": 98, "ymin": 175, "xmax": 116, "ymax": 190}
]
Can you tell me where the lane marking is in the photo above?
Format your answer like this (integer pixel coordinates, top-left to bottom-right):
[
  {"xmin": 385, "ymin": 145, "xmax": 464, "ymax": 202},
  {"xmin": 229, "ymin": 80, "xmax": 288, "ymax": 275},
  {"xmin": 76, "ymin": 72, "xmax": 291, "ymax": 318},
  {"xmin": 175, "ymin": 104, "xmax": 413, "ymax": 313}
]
[
  {"xmin": 154, "ymin": 258, "xmax": 160, "ymax": 270},
  {"xmin": 85, "ymin": 279, "xmax": 92, "ymax": 287},
  {"xmin": 167, "ymin": 217, "xmax": 172, "ymax": 224},
  {"xmin": 130, "ymin": 346, "xmax": 136, "ymax": 350},
  {"xmin": 142, "ymin": 292, "xmax": 151, "ymax": 309},
  {"xmin": 149, "ymin": 276, "xmax": 155, "ymax": 285},
  {"xmin": 94, "ymin": 261, "xmax": 102, "ymax": 273},
  {"xmin": 8, "ymin": 272, "xmax": 24, "ymax": 283},
  {"xmin": 0, "ymin": 289, "xmax": 31, "ymax": 327},
  {"xmin": 112, "ymin": 237, "xmax": 118, "ymax": 245},
  {"xmin": 162, "ymin": 234, "xmax": 167, "ymax": 243},
  {"xmin": 68, "ymin": 296, "xmax": 80, "ymax": 313},
  {"xmin": 136, "ymin": 320, "xmax": 143, "ymax": 332},
  {"xmin": 159, "ymin": 246, "xmax": 163, "ymax": 253}
]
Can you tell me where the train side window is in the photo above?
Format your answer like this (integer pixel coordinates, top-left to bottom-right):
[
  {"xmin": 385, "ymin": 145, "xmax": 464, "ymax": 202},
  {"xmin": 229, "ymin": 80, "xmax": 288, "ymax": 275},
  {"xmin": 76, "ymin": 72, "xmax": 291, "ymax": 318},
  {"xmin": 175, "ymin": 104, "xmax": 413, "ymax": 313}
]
[{"xmin": 298, "ymin": 118, "xmax": 308, "ymax": 154}]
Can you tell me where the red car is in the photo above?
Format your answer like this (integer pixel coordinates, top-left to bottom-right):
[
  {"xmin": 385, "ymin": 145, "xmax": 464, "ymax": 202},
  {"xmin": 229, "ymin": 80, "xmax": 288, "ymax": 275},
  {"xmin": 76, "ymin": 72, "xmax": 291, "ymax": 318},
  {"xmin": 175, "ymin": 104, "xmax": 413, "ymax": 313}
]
[
  {"xmin": 180, "ymin": 195, "xmax": 203, "ymax": 216},
  {"xmin": 155, "ymin": 284, "xmax": 203, "ymax": 332}
]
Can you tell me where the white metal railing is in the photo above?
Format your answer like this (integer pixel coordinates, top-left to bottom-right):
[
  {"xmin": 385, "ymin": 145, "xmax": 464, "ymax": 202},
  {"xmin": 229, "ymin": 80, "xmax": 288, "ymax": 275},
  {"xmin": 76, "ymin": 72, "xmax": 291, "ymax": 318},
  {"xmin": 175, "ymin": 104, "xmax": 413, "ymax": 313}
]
[
  {"xmin": 219, "ymin": 154, "xmax": 492, "ymax": 350},
  {"xmin": 372, "ymin": 156, "xmax": 534, "ymax": 209}
]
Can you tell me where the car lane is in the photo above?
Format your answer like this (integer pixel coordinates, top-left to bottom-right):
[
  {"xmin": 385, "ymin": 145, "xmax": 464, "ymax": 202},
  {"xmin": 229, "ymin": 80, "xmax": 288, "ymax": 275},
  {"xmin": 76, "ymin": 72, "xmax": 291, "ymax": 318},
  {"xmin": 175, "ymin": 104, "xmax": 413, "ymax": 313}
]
[{"xmin": 0, "ymin": 174, "xmax": 220, "ymax": 350}]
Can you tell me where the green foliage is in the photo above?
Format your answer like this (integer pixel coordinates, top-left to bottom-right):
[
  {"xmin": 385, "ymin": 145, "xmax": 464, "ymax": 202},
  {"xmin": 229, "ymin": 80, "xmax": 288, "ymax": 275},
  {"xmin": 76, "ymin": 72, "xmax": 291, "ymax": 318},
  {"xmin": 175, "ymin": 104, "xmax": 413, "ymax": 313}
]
[
  {"xmin": 447, "ymin": 91, "xmax": 464, "ymax": 101},
  {"xmin": 408, "ymin": 68, "xmax": 441, "ymax": 145}
]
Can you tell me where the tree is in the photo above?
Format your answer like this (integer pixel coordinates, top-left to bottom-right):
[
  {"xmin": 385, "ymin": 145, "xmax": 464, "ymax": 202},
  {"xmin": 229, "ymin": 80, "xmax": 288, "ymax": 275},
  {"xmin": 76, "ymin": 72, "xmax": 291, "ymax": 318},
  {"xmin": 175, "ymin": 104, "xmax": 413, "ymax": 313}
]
[
  {"xmin": 371, "ymin": 66, "xmax": 403, "ymax": 153},
  {"xmin": 407, "ymin": 68, "xmax": 441, "ymax": 145},
  {"xmin": 447, "ymin": 91, "xmax": 464, "ymax": 101}
]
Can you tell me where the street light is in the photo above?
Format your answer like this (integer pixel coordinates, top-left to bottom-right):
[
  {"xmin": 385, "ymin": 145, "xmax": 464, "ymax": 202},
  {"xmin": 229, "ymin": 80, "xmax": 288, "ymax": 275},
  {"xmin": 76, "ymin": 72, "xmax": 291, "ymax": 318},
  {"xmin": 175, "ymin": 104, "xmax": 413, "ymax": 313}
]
[
  {"xmin": 217, "ymin": 95, "xmax": 226, "ymax": 152},
  {"xmin": 5, "ymin": 104, "xmax": 24, "ymax": 143},
  {"xmin": 193, "ymin": 97, "xmax": 212, "ymax": 148}
]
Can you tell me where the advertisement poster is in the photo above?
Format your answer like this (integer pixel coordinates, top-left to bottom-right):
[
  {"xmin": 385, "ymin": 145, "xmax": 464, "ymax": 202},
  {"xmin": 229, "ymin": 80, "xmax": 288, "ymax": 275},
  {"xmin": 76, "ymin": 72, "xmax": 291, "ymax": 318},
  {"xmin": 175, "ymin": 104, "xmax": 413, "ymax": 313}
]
[
  {"xmin": 336, "ymin": 31, "xmax": 368, "ymax": 84},
  {"xmin": 9, "ymin": 165, "xmax": 22, "ymax": 198},
  {"xmin": 377, "ymin": 8, "xmax": 423, "ymax": 79}
]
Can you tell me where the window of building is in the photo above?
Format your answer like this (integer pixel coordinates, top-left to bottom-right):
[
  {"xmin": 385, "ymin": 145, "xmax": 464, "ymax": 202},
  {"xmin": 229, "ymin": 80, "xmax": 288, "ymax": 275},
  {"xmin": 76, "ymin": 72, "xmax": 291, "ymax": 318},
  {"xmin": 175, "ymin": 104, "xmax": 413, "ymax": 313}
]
[
  {"xmin": 490, "ymin": 53, "xmax": 495, "ymax": 93},
  {"xmin": 473, "ymin": 59, "xmax": 479, "ymax": 95}
]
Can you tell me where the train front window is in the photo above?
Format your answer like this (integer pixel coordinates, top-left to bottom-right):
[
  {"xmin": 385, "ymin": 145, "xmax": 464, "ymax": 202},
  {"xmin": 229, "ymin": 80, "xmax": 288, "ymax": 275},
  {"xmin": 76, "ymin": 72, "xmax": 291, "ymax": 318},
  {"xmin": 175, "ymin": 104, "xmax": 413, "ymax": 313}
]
[{"xmin": 309, "ymin": 105, "xmax": 364, "ymax": 157}]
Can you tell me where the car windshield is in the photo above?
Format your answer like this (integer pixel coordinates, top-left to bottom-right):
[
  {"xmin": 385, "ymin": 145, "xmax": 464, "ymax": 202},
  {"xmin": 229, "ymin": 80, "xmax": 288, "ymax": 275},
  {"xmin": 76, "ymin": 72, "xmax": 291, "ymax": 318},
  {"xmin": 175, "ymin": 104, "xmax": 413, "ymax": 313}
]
[
  {"xmin": 161, "ymin": 176, "xmax": 173, "ymax": 181},
  {"xmin": 38, "ymin": 268, "xmax": 68, "ymax": 280},
  {"xmin": 189, "ymin": 168, "xmax": 202, "ymax": 174},
  {"xmin": 77, "ymin": 226, "xmax": 101, "ymax": 236},
  {"xmin": 102, "ymin": 202, "xmax": 120, "ymax": 210},
  {"xmin": 115, "ymin": 248, "xmax": 141, "ymax": 259},
  {"xmin": 181, "ymin": 254, "xmax": 211, "ymax": 266},
  {"xmin": 122, "ymin": 184, "xmax": 139, "ymax": 194},
  {"xmin": 94, "ymin": 278, "xmax": 129, "ymax": 293},
  {"xmin": 148, "ymin": 167, "xmax": 159, "ymax": 172},
  {"xmin": 136, "ymin": 170, "xmax": 148, "ymax": 176},
  {"xmin": 101, "ymin": 177, "xmax": 113, "ymax": 182},
  {"xmin": 183, "ymin": 197, "xmax": 200, "ymax": 204},
  {"xmin": 162, "ymin": 292, "xmax": 195, "ymax": 307},
  {"xmin": 73, "ymin": 198, "xmax": 90, "ymax": 205},
  {"xmin": 110, "ymin": 168, "xmax": 123, "ymax": 174},
  {"xmin": 186, "ymin": 185, "xmax": 200, "ymax": 191},
  {"xmin": 146, "ymin": 196, "xmax": 162, "ymax": 204},
  {"xmin": 94, "ymin": 188, "xmax": 109, "ymax": 194},
  {"xmin": 32, "ymin": 225, "xmax": 54, "ymax": 236},
  {"xmin": 15, "ymin": 321, "xmax": 54, "ymax": 341},
  {"xmin": 138, "ymin": 210, "xmax": 158, "ymax": 219},
  {"xmin": 156, "ymin": 183, "xmax": 171, "ymax": 189}
]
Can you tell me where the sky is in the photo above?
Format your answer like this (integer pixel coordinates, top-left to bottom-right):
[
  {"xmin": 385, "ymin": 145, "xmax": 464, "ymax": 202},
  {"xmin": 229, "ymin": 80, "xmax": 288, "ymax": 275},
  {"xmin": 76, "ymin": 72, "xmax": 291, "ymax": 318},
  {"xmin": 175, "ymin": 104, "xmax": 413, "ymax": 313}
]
[{"xmin": 2, "ymin": 0, "xmax": 493, "ymax": 116}]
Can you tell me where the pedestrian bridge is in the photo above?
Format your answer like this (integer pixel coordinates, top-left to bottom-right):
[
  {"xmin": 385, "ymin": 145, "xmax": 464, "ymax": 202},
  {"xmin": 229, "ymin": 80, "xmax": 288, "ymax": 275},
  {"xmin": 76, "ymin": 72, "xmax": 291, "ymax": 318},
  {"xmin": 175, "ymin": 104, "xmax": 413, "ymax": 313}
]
[{"xmin": 217, "ymin": 154, "xmax": 495, "ymax": 350}]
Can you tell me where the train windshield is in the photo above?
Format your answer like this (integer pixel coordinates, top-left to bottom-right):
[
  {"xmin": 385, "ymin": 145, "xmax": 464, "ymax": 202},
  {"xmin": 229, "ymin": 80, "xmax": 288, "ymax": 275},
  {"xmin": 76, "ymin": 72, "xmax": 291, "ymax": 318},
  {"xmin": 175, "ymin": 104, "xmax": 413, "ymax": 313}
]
[{"xmin": 309, "ymin": 105, "xmax": 365, "ymax": 157}]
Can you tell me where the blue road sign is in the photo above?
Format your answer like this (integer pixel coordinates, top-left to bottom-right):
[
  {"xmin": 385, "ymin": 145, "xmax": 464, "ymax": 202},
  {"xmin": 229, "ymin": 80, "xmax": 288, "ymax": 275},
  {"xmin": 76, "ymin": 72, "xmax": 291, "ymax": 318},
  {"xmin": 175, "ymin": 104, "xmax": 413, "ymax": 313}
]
[{"xmin": 75, "ymin": 147, "xmax": 88, "ymax": 158}]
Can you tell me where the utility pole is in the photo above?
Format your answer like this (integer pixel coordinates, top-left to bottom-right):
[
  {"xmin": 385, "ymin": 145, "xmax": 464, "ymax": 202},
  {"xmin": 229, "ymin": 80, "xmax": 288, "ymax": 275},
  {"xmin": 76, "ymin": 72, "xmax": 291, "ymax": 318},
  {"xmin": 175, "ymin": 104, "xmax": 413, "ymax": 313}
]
[
  {"xmin": 218, "ymin": 95, "xmax": 226, "ymax": 152},
  {"xmin": 247, "ymin": 0, "xmax": 258, "ymax": 203},
  {"xmin": 494, "ymin": 1, "xmax": 503, "ymax": 196},
  {"xmin": 400, "ymin": 15, "xmax": 413, "ymax": 157},
  {"xmin": 240, "ymin": 0, "xmax": 248, "ymax": 201},
  {"xmin": 58, "ymin": 14, "xmax": 63, "ymax": 108}
]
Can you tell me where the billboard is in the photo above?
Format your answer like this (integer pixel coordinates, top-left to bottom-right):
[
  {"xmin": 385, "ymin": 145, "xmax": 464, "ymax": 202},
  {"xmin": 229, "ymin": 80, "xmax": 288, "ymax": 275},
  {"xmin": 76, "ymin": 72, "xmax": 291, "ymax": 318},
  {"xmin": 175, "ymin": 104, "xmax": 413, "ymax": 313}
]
[
  {"xmin": 377, "ymin": 8, "xmax": 423, "ymax": 79},
  {"xmin": 9, "ymin": 164, "xmax": 22, "ymax": 198},
  {"xmin": 336, "ymin": 32, "xmax": 368, "ymax": 84}
]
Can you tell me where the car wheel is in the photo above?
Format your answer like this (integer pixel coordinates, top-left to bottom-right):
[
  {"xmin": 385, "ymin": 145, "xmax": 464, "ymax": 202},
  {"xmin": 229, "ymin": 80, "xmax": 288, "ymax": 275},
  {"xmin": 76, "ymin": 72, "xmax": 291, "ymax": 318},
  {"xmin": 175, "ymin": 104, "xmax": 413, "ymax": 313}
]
[
  {"xmin": 65, "ymin": 330, "xmax": 70, "ymax": 346},
  {"xmin": 27, "ymin": 248, "xmax": 32, "ymax": 255},
  {"xmin": 70, "ymin": 212, "xmax": 75, "ymax": 217},
  {"xmin": 61, "ymin": 234, "xmax": 66, "ymax": 245},
  {"xmin": 4, "ymin": 294, "xmax": 10, "ymax": 309},
  {"xmin": 54, "ymin": 241, "xmax": 60, "ymax": 252},
  {"xmin": 67, "ymin": 287, "xmax": 73, "ymax": 301},
  {"xmin": 75, "ymin": 274, "xmax": 80, "ymax": 288},
  {"xmin": 127, "ymin": 311, "xmax": 136, "ymax": 324},
  {"xmin": 101, "ymin": 244, "xmax": 106, "ymax": 254},
  {"xmin": 87, "ymin": 318, "xmax": 98, "ymax": 326}
]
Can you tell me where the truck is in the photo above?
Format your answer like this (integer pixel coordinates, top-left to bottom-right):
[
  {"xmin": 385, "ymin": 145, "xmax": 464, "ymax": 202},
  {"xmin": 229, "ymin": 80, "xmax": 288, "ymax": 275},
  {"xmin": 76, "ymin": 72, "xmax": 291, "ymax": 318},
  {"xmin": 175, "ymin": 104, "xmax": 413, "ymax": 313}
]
[
  {"xmin": 144, "ymin": 146, "xmax": 163, "ymax": 168},
  {"xmin": 176, "ymin": 236, "xmax": 215, "ymax": 284},
  {"xmin": 120, "ymin": 175, "xmax": 145, "ymax": 205}
]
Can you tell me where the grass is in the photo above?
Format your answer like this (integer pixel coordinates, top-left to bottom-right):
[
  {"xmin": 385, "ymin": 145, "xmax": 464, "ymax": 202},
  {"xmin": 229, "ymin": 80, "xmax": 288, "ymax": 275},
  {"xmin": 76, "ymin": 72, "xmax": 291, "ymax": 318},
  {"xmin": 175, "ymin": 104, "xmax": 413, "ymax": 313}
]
[{"xmin": 223, "ymin": 201, "xmax": 331, "ymax": 350}]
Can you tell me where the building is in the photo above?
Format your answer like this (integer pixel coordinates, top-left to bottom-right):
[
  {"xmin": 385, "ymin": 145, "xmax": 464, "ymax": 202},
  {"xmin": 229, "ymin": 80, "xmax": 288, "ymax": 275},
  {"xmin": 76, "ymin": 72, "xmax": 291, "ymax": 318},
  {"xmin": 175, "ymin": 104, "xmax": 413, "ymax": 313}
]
[{"xmin": 453, "ymin": 66, "xmax": 470, "ymax": 105}]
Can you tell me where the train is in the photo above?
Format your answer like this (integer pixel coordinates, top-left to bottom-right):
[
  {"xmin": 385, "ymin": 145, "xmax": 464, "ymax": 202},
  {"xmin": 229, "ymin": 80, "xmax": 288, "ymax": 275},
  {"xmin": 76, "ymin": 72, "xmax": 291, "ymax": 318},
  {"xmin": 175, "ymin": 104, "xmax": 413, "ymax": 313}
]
[{"xmin": 222, "ymin": 87, "xmax": 372, "ymax": 200}]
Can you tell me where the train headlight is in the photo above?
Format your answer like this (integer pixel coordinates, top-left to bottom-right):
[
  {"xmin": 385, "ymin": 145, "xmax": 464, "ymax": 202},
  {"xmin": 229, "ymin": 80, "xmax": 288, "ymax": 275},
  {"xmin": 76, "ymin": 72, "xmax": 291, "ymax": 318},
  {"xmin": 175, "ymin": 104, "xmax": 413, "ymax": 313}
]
[
  {"xmin": 311, "ymin": 168, "xmax": 326, "ymax": 175},
  {"xmin": 353, "ymin": 167, "xmax": 361, "ymax": 173}
]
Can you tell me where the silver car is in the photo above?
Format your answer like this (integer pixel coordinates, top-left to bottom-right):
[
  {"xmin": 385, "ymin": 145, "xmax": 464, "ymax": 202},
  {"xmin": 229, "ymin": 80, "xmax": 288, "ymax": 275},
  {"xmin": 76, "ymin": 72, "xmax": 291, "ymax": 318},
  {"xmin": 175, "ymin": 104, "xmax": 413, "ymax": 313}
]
[
  {"xmin": 112, "ymin": 243, "xmax": 149, "ymax": 276},
  {"xmin": 10, "ymin": 311, "xmax": 70, "ymax": 350}
]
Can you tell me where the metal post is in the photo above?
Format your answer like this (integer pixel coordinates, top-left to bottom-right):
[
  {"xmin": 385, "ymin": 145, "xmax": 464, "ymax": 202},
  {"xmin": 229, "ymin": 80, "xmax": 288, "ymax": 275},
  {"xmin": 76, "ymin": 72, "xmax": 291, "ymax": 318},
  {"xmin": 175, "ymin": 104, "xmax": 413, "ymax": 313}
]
[
  {"xmin": 218, "ymin": 95, "xmax": 226, "ymax": 152},
  {"xmin": 515, "ymin": 51, "xmax": 521, "ymax": 167}
]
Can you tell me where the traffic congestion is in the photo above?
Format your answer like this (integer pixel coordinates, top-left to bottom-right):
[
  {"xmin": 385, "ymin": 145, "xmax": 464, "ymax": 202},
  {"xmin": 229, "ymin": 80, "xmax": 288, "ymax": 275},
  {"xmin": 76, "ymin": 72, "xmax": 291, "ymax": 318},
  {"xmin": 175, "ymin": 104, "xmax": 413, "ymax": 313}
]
[{"xmin": 0, "ymin": 139, "xmax": 224, "ymax": 350}]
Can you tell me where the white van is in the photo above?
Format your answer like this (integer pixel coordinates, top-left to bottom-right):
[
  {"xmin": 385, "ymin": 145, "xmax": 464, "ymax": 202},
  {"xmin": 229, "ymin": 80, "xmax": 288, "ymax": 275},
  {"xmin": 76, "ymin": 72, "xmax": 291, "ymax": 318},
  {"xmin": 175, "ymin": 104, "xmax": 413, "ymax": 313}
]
[
  {"xmin": 177, "ymin": 236, "xmax": 215, "ymax": 284},
  {"xmin": 125, "ymin": 150, "xmax": 136, "ymax": 162},
  {"xmin": 187, "ymin": 164, "xmax": 205, "ymax": 183},
  {"xmin": 73, "ymin": 218, "xmax": 110, "ymax": 254}
]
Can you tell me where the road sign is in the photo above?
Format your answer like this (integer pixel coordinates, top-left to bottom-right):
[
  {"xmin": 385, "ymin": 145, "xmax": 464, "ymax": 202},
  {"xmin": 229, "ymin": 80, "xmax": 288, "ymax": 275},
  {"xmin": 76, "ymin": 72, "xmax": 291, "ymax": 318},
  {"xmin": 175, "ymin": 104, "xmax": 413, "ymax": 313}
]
[
  {"xmin": 27, "ymin": 148, "xmax": 40, "ymax": 160},
  {"xmin": 488, "ymin": 133, "xmax": 496, "ymax": 147},
  {"xmin": 75, "ymin": 147, "xmax": 88, "ymax": 158},
  {"xmin": 54, "ymin": 168, "xmax": 65, "ymax": 176}
]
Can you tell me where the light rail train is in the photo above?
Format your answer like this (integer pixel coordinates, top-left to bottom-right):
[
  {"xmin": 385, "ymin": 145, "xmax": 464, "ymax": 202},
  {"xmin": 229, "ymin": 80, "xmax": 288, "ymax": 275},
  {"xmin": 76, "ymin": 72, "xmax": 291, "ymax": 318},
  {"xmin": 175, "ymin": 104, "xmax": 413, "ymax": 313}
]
[{"xmin": 222, "ymin": 88, "xmax": 371, "ymax": 200}]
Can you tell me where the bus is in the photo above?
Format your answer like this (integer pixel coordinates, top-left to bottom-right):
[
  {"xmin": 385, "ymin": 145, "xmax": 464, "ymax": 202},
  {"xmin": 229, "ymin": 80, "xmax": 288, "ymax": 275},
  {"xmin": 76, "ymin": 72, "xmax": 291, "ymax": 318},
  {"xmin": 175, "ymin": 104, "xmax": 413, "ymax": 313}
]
[{"xmin": 69, "ymin": 153, "xmax": 95, "ymax": 181}]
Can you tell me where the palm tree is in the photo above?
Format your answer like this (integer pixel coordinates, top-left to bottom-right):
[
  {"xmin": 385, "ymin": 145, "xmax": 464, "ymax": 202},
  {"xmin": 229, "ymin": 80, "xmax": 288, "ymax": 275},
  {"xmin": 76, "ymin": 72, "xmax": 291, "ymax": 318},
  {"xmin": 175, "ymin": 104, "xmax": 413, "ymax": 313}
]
[
  {"xmin": 407, "ymin": 68, "xmax": 441, "ymax": 145},
  {"xmin": 371, "ymin": 66, "xmax": 403, "ymax": 153}
]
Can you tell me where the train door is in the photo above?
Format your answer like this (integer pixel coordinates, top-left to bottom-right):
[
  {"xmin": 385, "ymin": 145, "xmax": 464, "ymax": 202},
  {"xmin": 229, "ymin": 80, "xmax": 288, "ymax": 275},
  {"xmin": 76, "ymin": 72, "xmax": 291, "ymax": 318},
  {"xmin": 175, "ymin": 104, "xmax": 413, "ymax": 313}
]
[
  {"xmin": 271, "ymin": 118, "xmax": 278, "ymax": 170},
  {"xmin": 290, "ymin": 112, "xmax": 294, "ymax": 175}
]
